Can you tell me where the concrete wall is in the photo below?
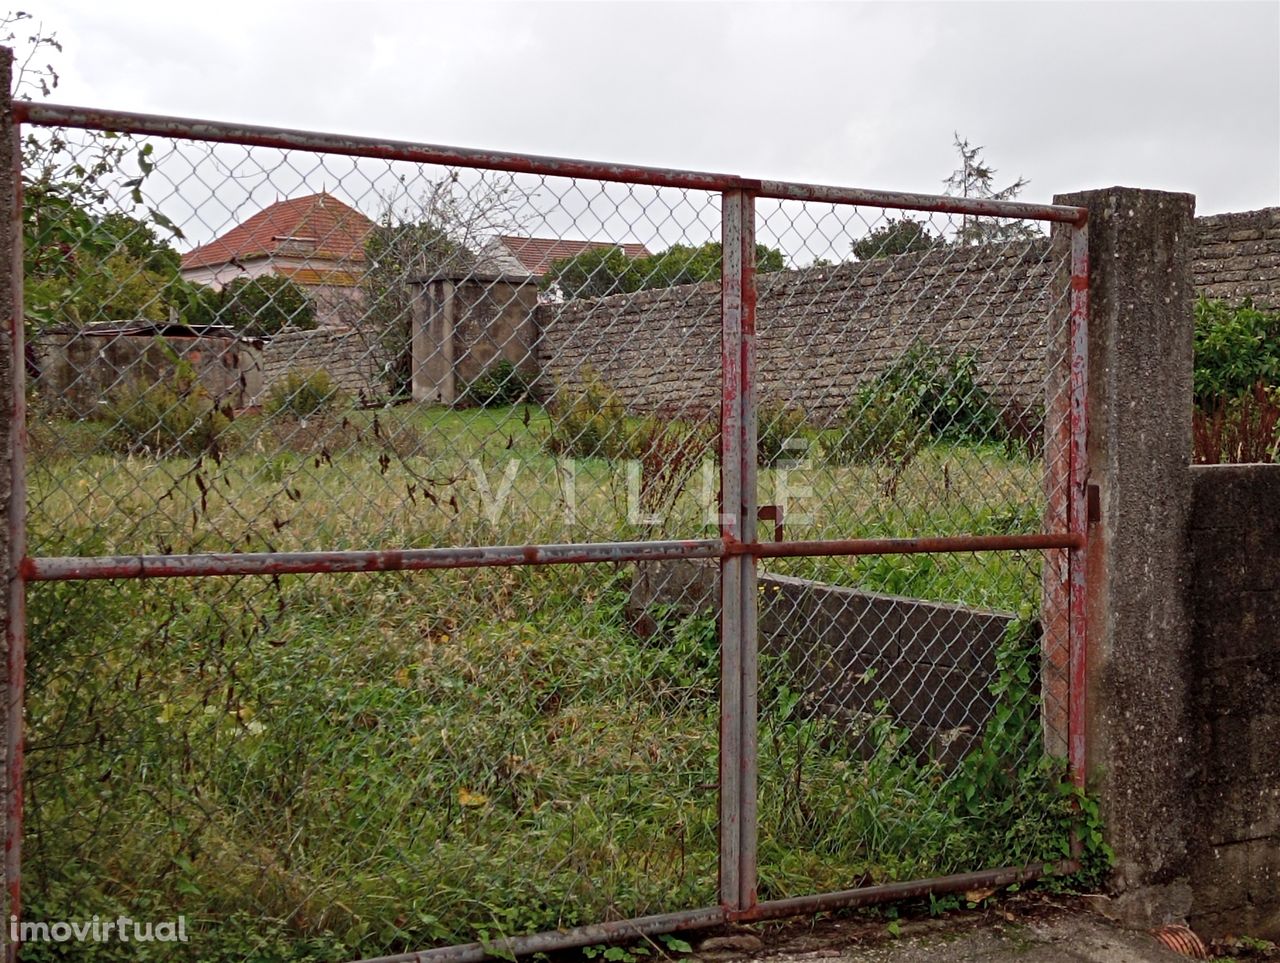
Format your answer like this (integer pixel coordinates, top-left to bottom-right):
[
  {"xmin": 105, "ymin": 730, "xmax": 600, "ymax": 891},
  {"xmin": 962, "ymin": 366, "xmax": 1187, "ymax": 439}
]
[
  {"xmin": 33, "ymin": 330, "xmax": 264, "ymax": 417},
  {"xmin": 1187, "ymin": 465, "xmax": 1280, "ymax": 939},
  {"xmin": 1059, "ymin": 187, "xmax": 1199, "ymax": 927},
  {"xmin": 629, "ymin": 559, "xmax": 1014, "ymax": 763},
  {"xmin": 410, "ymin": 276, "xmax": 539, "ymax": 404},
  {"xmin": 534, "ymin": 208, "xmax": 1280, "ymax": 422}
]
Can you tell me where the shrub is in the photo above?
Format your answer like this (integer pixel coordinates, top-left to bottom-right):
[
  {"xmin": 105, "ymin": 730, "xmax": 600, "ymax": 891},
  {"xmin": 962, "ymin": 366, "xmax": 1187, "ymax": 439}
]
[
  {"xmin": 107, "ymin": 364, "xmax": 229, "ymax": 457},
  {"xmin": 757, "ymin": 400, "xmax": 813, "ymax": 466},
  {"xmin": 630, "ymin": 416, "xmax": 712, "ymax": 516},
  {"xmin": 462, "ymin": 360, "xmax": 536, "ymax": 408},
  {"xmin": 1194, "ymin": 297, "xmax": 1280, "ymax": 405},
  {"xmin": 839, "ymin": 344, "xmax": 1001, "ymax": 447},
  {"xmin": 265, "ymin": 370, "xmax": 344, "ymax": 420},
  {"xmin": 1193, "ymin": 381, "xmax": 1280, "ymax": 465},
  {"xmin": 825, "ymin": 385, "xmax": 924, "ymax": 466},
  {"xmin": 543, "ymin": 375, "xmax": 631, "ymax": 460}
]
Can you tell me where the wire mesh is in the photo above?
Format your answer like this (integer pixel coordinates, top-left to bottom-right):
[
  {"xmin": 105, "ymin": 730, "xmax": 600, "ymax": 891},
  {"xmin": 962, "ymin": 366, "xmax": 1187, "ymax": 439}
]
[
  {"xmin": 746, "ymin": 199, "xmax": 1075, "ymax": 900},
  {"xmin": 22, "ymin": 125, "xmax": 728, "ymax": 958},
  {"xmin": 18, "ymin": 111, "xmax": 1082, "ymax": 960},
  {"xmin": 25, "ymin": 128, "xmax": 725, "ymax": 559}
]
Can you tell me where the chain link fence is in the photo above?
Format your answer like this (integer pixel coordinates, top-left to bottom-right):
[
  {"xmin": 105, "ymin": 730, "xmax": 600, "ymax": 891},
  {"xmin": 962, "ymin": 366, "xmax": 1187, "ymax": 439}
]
[{"xmin": 14, "ymin": 103, "xmax": 1088, "ymax": 962}]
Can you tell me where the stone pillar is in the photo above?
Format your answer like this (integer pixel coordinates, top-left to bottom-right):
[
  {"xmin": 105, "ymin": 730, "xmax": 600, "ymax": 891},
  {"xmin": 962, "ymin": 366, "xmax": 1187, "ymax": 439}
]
[
  {"xmin": 1054, "ymin": 188, "xmax": 1197, "ymax": 924},
  {"xmin": 0, "ymin": 44, "xmax": 21, "ymax": 954}
]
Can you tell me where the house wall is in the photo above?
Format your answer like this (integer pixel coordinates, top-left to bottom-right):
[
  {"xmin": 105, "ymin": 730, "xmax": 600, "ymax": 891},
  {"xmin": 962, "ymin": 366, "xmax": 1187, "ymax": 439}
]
[{"xmin": 180, "ymin": 254, "xmax": 366, "ymax": 331}]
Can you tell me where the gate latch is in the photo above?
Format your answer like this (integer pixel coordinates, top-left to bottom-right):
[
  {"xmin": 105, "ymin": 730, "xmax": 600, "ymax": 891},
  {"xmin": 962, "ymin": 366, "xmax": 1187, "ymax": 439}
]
[{"xmin": 757, "ymin": 505, "xmax": 784, "ymax": 542}]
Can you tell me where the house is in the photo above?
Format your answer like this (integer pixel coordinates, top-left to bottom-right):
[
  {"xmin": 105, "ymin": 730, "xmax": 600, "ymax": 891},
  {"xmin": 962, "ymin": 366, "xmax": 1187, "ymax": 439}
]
[
  {"xmin": 180, "ymin": 192, "xmax": 376, "ymax": 330},
  {"xmin": 481, "ymin": 236, "xmax": 652, "ymax": 280}
]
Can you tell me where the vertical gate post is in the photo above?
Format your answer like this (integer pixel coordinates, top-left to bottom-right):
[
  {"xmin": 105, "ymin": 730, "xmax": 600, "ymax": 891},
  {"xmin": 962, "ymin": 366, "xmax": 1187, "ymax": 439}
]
[
  {"xmin": 718, "ymin": 190, "xmax": 757, "ymax": 913},
  {"xmin": 0, "ymin": 44, "xmax": 23, "ymax": 958},
  {"xmin": 1053, "ymin": 187, "xmax": 1196, "ymax": 924}
]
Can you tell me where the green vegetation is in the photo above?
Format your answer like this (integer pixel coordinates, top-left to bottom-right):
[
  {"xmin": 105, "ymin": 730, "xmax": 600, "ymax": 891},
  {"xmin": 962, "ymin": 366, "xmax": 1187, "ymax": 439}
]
[
  {"xmin": 106, "ymin": 357, "xmax": 230, "ymax": 458},
  {"xmin": 757, "ymin": 401, "xmax": 813, "ymax": 467},
  {"xmin": 1192, "ymin": 298, "xmax": 1280, "ymax": 464},
  {"xmin": 462, "ymin": 360, "xmax": 537, "ymax": 408},
  {"xmin": 25, "ymin": 390, "xmax": 1087, "ymax": 960},
  {"xmin": 543, "ymin": 240, "xmax": 787, "ymax": 300},
  {"xmin": 1193, "ymin": 297, "xmax": 1280, "ymax": 404},
  {"xmin": 265, "ymin": 370, "xmax": 343, "ymax": 420},
  {"xmin": 851, "ymin": 217, "xmax": 938, "ymax": 261}
]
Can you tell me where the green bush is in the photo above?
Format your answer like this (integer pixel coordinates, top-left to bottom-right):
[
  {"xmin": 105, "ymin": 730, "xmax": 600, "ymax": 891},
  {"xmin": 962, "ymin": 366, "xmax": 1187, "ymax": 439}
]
[
  {"xmin": 108, "ymin": 364, "xmax": 229, "ymax": 457},
  {"xmin": 853, "ymin": 343, "xmax": 1000, "ymax": 444},
  {"xmin": 1194, "ymin": 297, "xmax": 1280, "ymax": 404},
  {"xmin": 215, "ymin": 274, "xmax": 316, "ymax": 336},
  {"xmin": 462, "ymin": 360, "xmax": 536, "ymax": 408},
  {"xmin": 265, "ymin": 370, "xmax": 344, "ymax": 419},
  {"xmin": 825, "ymin": 384, "xmax": 925, "ymax": 466},
  {"xmin": 544, "ymin": 375, "xmax": 631, "ymax": 460},
  {"xmin": 757, "ymin": 401, "xmax": 813, "ymax": 466}
]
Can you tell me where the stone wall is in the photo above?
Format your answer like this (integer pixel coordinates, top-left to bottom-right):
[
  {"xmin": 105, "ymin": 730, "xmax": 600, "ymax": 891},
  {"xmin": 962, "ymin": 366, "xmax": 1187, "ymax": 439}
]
[
  {"xmin": 628, "ymin": 559, "xmax": 1014, "ymax": 763},
  {"xmin": 537, "ymin": 242, "xmax": 1058, "ymax": 424},
  {"xmin": 1187, "ymin": 465, "xmax": 1280, "ymax": 939},
  {"xmin": 1193, "ymin": 208, "xmax": 1280, "ymax": 310},
  {"xmin": 259, "ymin": 326, "xmax": 391, "ymax": 405},
  {"xmin": 534, "ymin": 208, "xmax": 1280, "ymax": 421}
]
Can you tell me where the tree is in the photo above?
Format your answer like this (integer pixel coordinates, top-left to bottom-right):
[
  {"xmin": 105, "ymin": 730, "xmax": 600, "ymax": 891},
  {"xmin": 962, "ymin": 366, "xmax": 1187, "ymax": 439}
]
[
  {"xmin": 11, "ymin": 12, "xmax": 187, "ymax": 333},
  {"xmin": 540, "ymin": 245, "xmax": 638, "ymax": 301},
  {"xmin": 544, "ymin": 240, "xmax": 787, "ymax": 301},
  {"xmin": 851, "ymin": 217, "xmax": 938, "ymax": 260},
  {"xmin": 942, "ymin": 134, "xmax": 1041, "ymax": 245},
  {"xmin": 361, "ymin": 171, "xmax": 527, "ymax": 394},
  {"xmin": 212, "ymin": 275, "xmax": 315, "ymax": 337}
]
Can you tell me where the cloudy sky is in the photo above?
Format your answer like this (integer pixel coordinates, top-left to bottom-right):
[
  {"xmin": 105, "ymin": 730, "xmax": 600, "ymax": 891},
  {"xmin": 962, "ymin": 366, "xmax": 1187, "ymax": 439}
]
[{"xmin": 22, "ymin": 0, "xmax": 1280, "ymax": 235}]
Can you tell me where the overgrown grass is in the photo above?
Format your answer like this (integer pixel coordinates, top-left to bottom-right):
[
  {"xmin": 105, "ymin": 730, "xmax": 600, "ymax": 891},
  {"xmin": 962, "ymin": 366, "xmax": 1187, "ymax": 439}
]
[{"xmin": 21, "ymin": 400, "xmax": 1079, "ymax": 961}]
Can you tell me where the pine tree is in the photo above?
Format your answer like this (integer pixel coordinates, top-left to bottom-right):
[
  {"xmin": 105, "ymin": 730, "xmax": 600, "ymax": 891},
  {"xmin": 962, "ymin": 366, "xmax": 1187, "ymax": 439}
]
[{"xmin": 943, "ymin": 134, "xmax": 1041, "ymax": 245}]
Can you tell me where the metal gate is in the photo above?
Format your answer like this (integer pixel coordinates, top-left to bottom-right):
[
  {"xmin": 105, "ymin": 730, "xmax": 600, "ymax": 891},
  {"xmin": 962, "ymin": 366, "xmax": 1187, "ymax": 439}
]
[{"xmin": 7, "ymin": 99, "xmax": 1088, "ymax": 962}]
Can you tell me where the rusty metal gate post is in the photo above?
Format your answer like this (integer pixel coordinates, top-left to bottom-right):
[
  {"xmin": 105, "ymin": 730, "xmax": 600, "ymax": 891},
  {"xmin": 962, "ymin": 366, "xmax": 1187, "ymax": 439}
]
[
  {"xmin": 719, "ymin": 189, "xmax": 758, "ymax": 915},
  {"xmin": 0, "ymin": 43, "xmax": 24, "ymax": 963}
]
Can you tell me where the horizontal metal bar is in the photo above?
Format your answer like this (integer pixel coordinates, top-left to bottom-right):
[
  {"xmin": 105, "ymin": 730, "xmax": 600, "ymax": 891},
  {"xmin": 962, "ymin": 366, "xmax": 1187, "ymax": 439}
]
[
  {"xmin": 351, "ymin": 860, "xmax": 1078, "ymax": 963},
  {"xmin": 734, "ymin": 860, "xmax": 1078, "ymax": 922},
  {"xmin": 355, "ymin": 905, "xmax": 729, "ymax": 963},
  {"xmin": 756, "ymin": 180, "xmax": 1086, "ymax": 224},
  {"xmin": 23, "ymin": 539, "xmax": 725, "ymax": 582},
  {"xmin": 25, "ymin": 532, "xmax": 1079, "ymax": 582},
  {"xmin": 742, "ymin": 532, "xmax": 1082, "ymax": 558},
  {"xmin": 13, "ymin": 102, "xmax": 1086, "ymax": 224}
]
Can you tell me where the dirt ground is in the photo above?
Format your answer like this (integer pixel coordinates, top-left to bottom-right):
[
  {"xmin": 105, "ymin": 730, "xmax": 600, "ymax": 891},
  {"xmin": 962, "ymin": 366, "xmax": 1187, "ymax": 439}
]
[{"xmin": 679, "ymin": 894, "xmax": 1279, "ymax": 963}]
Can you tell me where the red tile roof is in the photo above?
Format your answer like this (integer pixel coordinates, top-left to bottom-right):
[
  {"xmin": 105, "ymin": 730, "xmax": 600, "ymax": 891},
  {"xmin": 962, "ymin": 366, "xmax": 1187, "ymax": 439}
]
[
  {"xmin": 495, "ymin": 236, "xmax": 651, "ymax": 277},
  {"xmin": 181, "ymin": 193, "xmax": 376, "ymax": 271}
]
